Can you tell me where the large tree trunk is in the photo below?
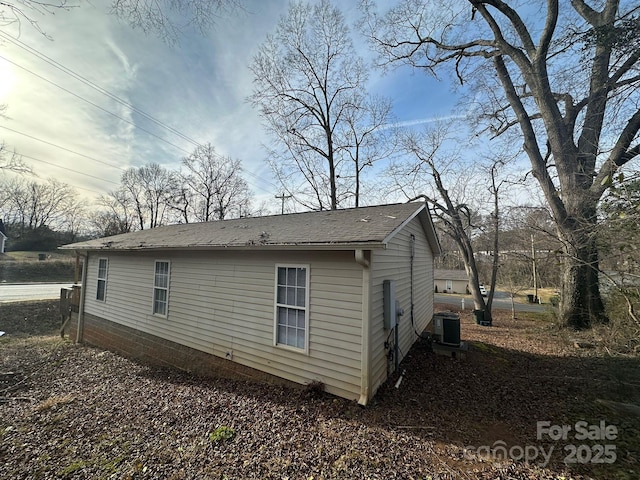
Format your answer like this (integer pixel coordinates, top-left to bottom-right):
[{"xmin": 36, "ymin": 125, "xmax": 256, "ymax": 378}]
[
  {"xmin": 367, "ymin": 0, "xmax": 640, "ymax": 329},
  {"xmin": 466, "ymin": 259, "xmax": 489, "ymax": 320},
  {"xmin": 558, "ymin": 213, "xmax": 608, "ymax": 329},
  {"xmin": 560, "ymin": 242, "xmax": 607, "ymax": 330}
]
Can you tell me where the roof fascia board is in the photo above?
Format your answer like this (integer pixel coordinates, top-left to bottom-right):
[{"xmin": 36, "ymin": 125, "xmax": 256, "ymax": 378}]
[
  {"xmin": 422, "ymin": 211, "xmax": 442, "ymax": 255},
  {"xmin": 63, "ymin": 242, "xmax": 388, "ymax": 253},
  {"xmin": 381, "ymin": 204, "xmax": 424, "ymax": 246},
  {"xmin": 381, "ymin": 204, "xmax": 442, "ymax": 255}
]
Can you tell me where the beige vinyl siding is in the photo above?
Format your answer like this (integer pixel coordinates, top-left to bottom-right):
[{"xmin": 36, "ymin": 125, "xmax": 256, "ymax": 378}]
[
  {"xmin": 84, "ymin": 249, "xmax": 363, "ymax": 400},
  {"xmin": 369, "ymin": 216, "xmax": 435, "ymax": 395}
]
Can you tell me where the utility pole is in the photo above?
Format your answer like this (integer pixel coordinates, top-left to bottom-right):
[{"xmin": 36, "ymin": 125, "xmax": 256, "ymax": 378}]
[
  {"xmin": 275, "ymin": 192, "xmax": 292, "ymax": 215},
  {"xmin": 531, "ymin": 234, "xmax": 538, "ymax": 302}
]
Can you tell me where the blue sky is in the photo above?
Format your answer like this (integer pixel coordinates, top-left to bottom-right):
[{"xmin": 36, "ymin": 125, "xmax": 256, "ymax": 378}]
[{"xmin": 0, "ymin": 0, "xmax": 462, "ymax": 212}]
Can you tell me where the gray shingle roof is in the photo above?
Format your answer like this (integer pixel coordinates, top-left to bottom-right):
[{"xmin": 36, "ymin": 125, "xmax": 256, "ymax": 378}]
[
  {"xmin": 434, "ymin": 269, "xmax": 469, "ymax": 281},
  {"xmin": 62, "ymin": 202, "xmax": 440, "ymax": 252}
]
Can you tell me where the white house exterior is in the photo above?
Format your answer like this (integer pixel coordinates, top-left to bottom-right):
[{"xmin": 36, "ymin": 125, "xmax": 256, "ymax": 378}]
[
  {"xmin": 434, "ymin": 269, "xmax": 469, "ymax": 294},
  {"xmin": 61, "ymin": 203, "xmax": 441, "ymax": 404}
]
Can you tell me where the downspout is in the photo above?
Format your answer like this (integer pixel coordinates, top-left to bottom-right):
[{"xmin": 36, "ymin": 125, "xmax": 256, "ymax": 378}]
[
  {"xmin": 76, "ymin": 251, "xmax": 88, "ymax": 344},
  {"xmin": 355, "ymin": 249, "xmax": 370, "ymax": 406},
  {"xmin": 74, "ymin": 253, "xmax": 80, "ymax": 285}
]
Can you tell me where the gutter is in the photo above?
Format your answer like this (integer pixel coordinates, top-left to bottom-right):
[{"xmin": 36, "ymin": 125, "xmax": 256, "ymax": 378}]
[
  {"xmin": 59, "ymin": 241, "xmax": 388, "ymax": 253},
  {"xmin": 75, "ymin": 251, "xmax": 88, "ymax": 344},
  {"xmin": 355, "ymin": 249, "xmax": 371, "ymax": 406}
]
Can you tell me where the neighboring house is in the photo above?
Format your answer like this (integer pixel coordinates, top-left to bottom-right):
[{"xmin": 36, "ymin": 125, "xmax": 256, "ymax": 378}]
[
  {"xmin": 434, "ymin": 269, "xmax": 469, "ymax": 294},
  {"xmin": 601, "ymin": 271, "xmax": 640, "ymax": 293},
  {"xmin": 61, "ymin": 203, "xmax": 441, "ymax": 404},
  {"xmin": 0, "ymin": 220, "xmax": 7, "ymax": 254}
]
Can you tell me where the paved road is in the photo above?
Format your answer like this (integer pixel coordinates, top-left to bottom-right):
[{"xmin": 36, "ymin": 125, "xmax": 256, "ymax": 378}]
[
  {"xmin": 0, "ymin": 283, "xmax": 75, "ymax": 303},
  {"xmin": 0, "ymin": 284, "xmax": 549, "ymax": 312},
  {"xmin": 435, "ymin": 293, "xmax": 549, "ymax": 313}
]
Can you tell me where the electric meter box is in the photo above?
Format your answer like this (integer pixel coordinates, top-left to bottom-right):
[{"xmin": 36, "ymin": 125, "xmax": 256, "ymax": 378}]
[{"xmin": 383, "ymin": 279, "xmax": 397, "ymax": 330}]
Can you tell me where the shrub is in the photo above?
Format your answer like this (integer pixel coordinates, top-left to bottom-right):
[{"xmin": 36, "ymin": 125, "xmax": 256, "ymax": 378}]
[
  {"xmin": 602, "ymin": 289, "xmax": 640, "ymax": 355},
  {"xmin": 302, "ymin": 380, "xmax": 325, "ymax": 399}
]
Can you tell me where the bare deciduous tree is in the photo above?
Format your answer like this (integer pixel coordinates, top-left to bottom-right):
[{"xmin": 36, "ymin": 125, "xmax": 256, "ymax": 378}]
[
  {"xmin": 110, "ymin": 0, "xmax": 243, "ymax": 44},
  {"xmin": 178, "ymin": 143, "xmax": 250, "ymax": 222},
  {"xmin": 92, "ymin": 151, "xmax": 252, "ymax": 238},
  {"xmin": 390, "ymin": 124, "xmax": 494, "ymax": 320},
  {"xmin": 0, "ymin": 0, "xmax": 76, "ymax": 38},
  {"xmin": 363, "ymin": 0, "xmax": 640, "ymax": 329},
  {"xmin": 250, "ymin": 0, "xmax": 386, "ymax": 211},
  {"xmin": 497, "ymin": 254, "xmax": 530, "ymax": 321},
  {"xmin": 600, "ymin": 173, "xmax": 640, "ymax": 275},
  {"xmin": 0, "ymin": 105, "xmax": 32, "ymax": 174},
  {"xmin": 0, "ymin": 0, "xmax": 241, "ymax": 41},
  {"xmin": 92, "ymin": 188, "xmax": 136, "ymax": 237},
  {"xmin": 0, "ymin": 142, "xmax": 31, "ymax": 174},
  {"xmin": 0, "ymin": 176, "xmax": 84, "ymax": 240},
  {"xmin": 599, "ymin": 174, "xmax": 640, "ymax": 328},
  {"xmin": 121, "ymin": 163, "xmax": 174, "ymax": 230},
  {"xmin": 342, "ymin": 95, "xmax": 396, "ymax": 207}
]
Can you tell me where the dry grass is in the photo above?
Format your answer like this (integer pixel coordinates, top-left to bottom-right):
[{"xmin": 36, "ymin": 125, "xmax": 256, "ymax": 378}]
[
  {"xmin": 0, "ymin": 251, "xmax": 75, "ymax": 262},
  {"xmin": 0, "ymin": 251, "xmax": 77, "ymax": 284},
  {"xmin": 34, "ymin": 394, "xmax": 75, "ymax": 412},
  {"xmin": 496, "ymin": 286, "xmax": 559, "ymax": 304}
]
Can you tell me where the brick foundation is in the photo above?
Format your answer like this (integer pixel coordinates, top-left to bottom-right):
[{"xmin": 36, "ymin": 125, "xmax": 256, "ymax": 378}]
[{"xmin": 64, "ymin": 311, "xmax": 300, "ymax": 390}]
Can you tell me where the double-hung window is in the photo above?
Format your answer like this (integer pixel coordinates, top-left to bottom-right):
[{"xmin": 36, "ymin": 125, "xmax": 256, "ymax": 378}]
[
  {"xmin": 153, "ymin": 260, "xmax": 170, "ymax": 316},
  {"xmin": 96, "ymin": 258, "xmax": 108, "ymax": 301},
  {"xmin": 275, "ymin": 265, "xmax": 308, "ymax": 351}
]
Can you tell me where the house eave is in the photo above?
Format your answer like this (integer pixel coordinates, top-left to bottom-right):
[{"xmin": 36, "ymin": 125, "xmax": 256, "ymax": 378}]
[
  {"xmin": 60, "ymin": 242, "xmax": 387, "ymax": 253},
  {"xmin": 381, "ymin": 203, "xmax": 442, "ymax": 255}
]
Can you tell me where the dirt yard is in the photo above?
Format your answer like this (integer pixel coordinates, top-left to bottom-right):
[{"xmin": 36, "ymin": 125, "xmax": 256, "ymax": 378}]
[{"xmin": 1, "ymin": 301, "xmax": 638, "ymax": 479}]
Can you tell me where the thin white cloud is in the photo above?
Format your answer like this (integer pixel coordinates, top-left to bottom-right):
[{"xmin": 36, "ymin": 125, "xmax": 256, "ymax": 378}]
[
  {"xmin": 0, "ymin": 1, "xmax": 143, "ymax": 195},
  {"xmin": 0, "ymin": 0, "xmax": 466, "ymax": 213},
  {"xmin": 385, "ymin": 114, "xmax": 468, "ymax": 130}
]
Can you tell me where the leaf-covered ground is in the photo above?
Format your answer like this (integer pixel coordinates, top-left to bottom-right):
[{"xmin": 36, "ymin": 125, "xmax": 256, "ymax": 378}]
[{"xmin": 1, "ymin": 300, "xmax": 638, "ymax": 479}]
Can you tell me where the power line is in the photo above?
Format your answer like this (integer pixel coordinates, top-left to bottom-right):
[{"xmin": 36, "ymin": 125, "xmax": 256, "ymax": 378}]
[
  {"xmin": 2, "ymin": 168, "xmax": 110, "ymax": 197},
  {"xmin": 18, "ymin": 152, "xmax": 120, "ymax": 185},
  {"xmin": 0, "ymin": 41, "xmax": 281, "ymax": 195},
  {"xmin": 2, "ymin": 122, "xmax": 279, "ymax": 197},
  {"xmin": 3, "ymin": 123, "xmax": 275, "ymax": 194},
  {"xmin": 0, "ymin": 31, "xmax": 203, "ymax": 148},
  {"xmin": 0, "ymin": 125, "xmax": 126, "ymax": 172},
  {"xmin": 0, "ymin": 54, "xmax": 193, "ymax": 156}
]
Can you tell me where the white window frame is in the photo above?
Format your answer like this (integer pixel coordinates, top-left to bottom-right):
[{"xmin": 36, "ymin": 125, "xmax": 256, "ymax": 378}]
[
  {"xmin": 96, "ymin": 258, "xmax": 108, "ymax": 302},
  {"xmin": 152, "ymin": 260, "xmax": 171, "ymax": 317},
  {"xmin": 273, "ymin": 264, "xmax": 310, "ymax": 354}
]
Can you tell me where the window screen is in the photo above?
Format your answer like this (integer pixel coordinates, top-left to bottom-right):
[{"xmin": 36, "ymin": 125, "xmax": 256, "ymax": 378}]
[{"xmin": 275, "ymin": 266, "xmax": 307, "ymax": 350}]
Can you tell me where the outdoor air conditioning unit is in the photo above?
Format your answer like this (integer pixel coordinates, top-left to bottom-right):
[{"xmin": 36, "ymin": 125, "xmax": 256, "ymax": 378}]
[{"xmin": 433, "ymin": 312, "xmax": 461, "ymax": 346}]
